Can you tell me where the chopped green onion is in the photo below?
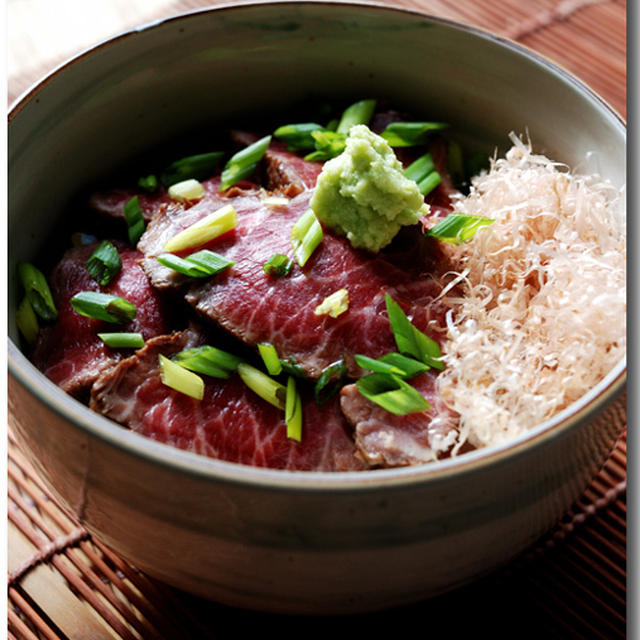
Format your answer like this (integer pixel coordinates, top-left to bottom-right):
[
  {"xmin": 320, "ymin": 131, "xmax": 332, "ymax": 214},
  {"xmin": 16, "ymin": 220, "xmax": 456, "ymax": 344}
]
[
  {"xmin": 427, "ymin": 213, "xmax": 494, "ymax": 245},
  {"xmin": 177, "ymin": 358, "xmax": 229, "ymax": 379},
  {"xmin": 281, "ymin": 100, "xmax": 377, "ymax": 162},
  {"xmin": 280, "ymin": 357, "xmax": 307, "ymax": 379},
  {"xmin": 70, "ymin": 291, "xmax": 137, "ymax": 323},
  {"xmin": 123, "ymin": 196, "xmax": 146, "ymax": 245},
  {"xmin": 228, "ymin": 135, "xmax": 272, "ymax": 167},
  {"xmin": 98, "ymin": 332, "xmax": 145, "ymax": 349},
  {"xmin": 285, "ymin": 375, "xmax": 296, "ymax": 418},
  {"xmin": 355, "ymin": 352, "xmax": 430, "ymax": 378},
  {"xmin": 314, "ymin": 359, "xmax": 347, "ymax": 405},
  {"xmin": 300, "ymin": 99, "xmax": 376, "ymax": 161},
  {"xmin": 304, "ymin": 130, "xmax": 346, "ymax": 162},
  {"xmin": 380, "ymin": 121, "xmax": 448, "ymax": 147},
  {"xmin": 403, "ymin": 152, "xmax": 435, "ymax": 184},
  {"xmin": 157, "ymin": 250, "xmax": 234, "ymax": 278},
  {"xmin": 385, "ymin": 294, "xmax": 443, "ymax": 370},
  {"xmin": 159, "ymin": 354, "xmax": 204, "ymax": 400},
  {"xmin": 356, "ymin": 373, "xmax": 431, "ymax": 415},
  {"xmin": 285, "ymin": 376, "xmax": 303, "ymax": 441},
  {"xmin": 354, "ymin": 354, "xmax": 405, "ymax": 376},
  {"xmin": 174, "ymin": 345, "xmax": 242, "ymax": 378},
  {"xmin": 163, "ymin": 204, "xmax": 238, "ymax": 252},
  {"xmin": 263, "ymin": 254, "xmax": 293, "ymax": 277},
  {"xmin": 273, "ymin": 123, "xmax": 324, "ymax": 151},
  {"xmin": 16, "ymin": 296, "xmax": 39, "ymax": 344},
  {"xmin": 86, "ymin": 240, "xmax": 122, "ymax": 286},
  {"xmin": 237, "ymin": 362, "xmax": 286, "ymax": 410},
  {"xmin": 336, "ymin": 99, "xmax": 376, "ymax": 134},
  {"xmin": 220, "ymin": 135, "xmax": 271, "ymax": 191},
  {"xmin": 314, "ymin": 288, "xmax": 349, "ymax": 318},
  {"xmin": 157, "ymin": 254, "xmax": 210, "ymax": 278},
  {"xmin": 258, "ymin": 343, "xmax": 282, "ymax": 376},
  {"xmin": 378, "ymin": 352, "xmax": 430, "ymax": 378},
  {"xmin": 161, "ymin": 151, "xmax": 225, "ymax": 187},
  {"xmin": 417, "ymin": 170, "xmax": 442, "ymax": 196},
  {"xmin": 291, "ymin": 209, "xmax": 323, "ymax": 267},
  {"xmin": 325, "ymin": 118, "xmax": 339, "ymax": 132},
  {"xmin": 184, "ymin": 250, "xmax": 235, "ymax": 274},
  {"xmin": 168, "ymin": 178, "xmax": 205, "ymax": 202},
  {"xmin": 138, "ymin": 174, "xmax": 158, "ymax": 192},
  {"xmin": 18, "ymin": 262, "xmax": 57, "ymax": 322}
]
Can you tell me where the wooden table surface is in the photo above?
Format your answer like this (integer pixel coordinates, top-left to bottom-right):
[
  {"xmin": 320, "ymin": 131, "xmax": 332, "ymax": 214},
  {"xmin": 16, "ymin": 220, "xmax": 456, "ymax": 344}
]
[
  {"xmin": 8, "ymin": 1, "xmax": 627, "ymax": 639},
  {"xmin": 8, "ymin": 0, "xmax": 626, "ymax": 117}
]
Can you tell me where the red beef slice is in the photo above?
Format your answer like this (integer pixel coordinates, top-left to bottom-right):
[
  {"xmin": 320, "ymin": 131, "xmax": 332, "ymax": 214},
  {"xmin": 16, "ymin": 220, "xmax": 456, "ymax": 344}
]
[
  {"xmin": 340, "ymin": 372, "xmax": 459, "ymax": 467},
  {"xmin": 31, "ymin": 242, "xmax": 170, "ymax": 397},
  {"xmin": 90, "ymin": 329, "xmax": 366, "ymax": 472},
  {"xmin": 184, "ymin": 190, "xmax": 449, "ymax": 379}
]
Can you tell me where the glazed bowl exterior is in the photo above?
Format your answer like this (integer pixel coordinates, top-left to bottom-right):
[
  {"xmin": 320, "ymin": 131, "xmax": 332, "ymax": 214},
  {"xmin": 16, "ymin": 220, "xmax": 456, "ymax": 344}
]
[{"xmin": 8, "ymin": 1, "xmax": 626, "ymax": 614}]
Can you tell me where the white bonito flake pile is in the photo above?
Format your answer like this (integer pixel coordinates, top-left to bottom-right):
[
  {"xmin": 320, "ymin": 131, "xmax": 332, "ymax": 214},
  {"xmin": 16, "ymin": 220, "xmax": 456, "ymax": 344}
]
[{"xmin": 436, "ymin": 133, "xmax": 626, "ymax": 452}]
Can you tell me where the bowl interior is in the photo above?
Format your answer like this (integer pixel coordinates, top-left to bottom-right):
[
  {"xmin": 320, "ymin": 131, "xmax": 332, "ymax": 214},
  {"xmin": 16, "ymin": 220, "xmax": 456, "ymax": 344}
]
[{"xmin": 8, "ymin": 1, "xmax": 626, "ymax": 481}]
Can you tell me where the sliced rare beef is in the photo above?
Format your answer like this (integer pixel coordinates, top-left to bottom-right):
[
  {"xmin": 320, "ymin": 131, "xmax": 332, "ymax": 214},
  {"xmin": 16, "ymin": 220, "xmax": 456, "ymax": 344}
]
[
  {"xmin": 340, "ymin": 372, "xmax": 459, "ymax": 466},
  {"xmin": 369, "ymin": 108, "xmax": 408, "ymax": 134},
  {"xmin": 137, "ymin": 182, "xmax": 265, "ymax": 290},
  {"xmin": 89, "ymin": 130, "xmax": 322, "ymax": 227},
  {"xmin": 230, "ymin": 131, "xmax": 323, "ymax": 194},
  {"xmin": 88, "ymin": 176, "xmax": 225, "ymax": 223},
  {"xmin": 264, "ymin": 140, "xmax": 323, "ymax": 195},
  {"xmin": 90, "ymin": 329, "xmax": 367, "ymax": 471},
  {"xmin": 425, "ymin": 136, "xmax": 457, "ymax": 211},
  {"xmin": 40, "ymin": 110, "xmax": 466, "ymax": 471},
  {"xmin": 181, "ymin": 189, "xmax": 449, "ymax": 379},
  {"xmin": 31, "ymin": 242, "xmax": 170, "ymax": 398},
  {"xmin": 88, "ymin": 186, "xmax": 172, "ymax": 222}
]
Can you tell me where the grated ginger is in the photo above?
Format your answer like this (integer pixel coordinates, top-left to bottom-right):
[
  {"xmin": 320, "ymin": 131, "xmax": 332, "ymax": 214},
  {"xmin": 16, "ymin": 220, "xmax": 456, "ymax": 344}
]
[{"xmin": 434, "ymin": 133, "xmax": 626, "ymax": 452}]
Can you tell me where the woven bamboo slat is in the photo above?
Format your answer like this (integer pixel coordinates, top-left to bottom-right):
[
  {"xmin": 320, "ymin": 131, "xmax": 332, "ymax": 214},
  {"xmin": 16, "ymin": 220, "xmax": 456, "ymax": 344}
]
[
  {"xmin": 8, "ymin": 1, "xmax": 626, "ymax": 638},
  {"xmin": 8, "ymin": 431, "xmax": 628, "ymax": 639}
]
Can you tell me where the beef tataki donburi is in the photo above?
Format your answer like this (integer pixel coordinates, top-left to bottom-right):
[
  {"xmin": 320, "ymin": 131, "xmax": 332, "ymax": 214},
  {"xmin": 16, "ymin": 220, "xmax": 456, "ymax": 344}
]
[{"xmin": 17, "ymin": 99, "xmax": 626, "ymax": 471}]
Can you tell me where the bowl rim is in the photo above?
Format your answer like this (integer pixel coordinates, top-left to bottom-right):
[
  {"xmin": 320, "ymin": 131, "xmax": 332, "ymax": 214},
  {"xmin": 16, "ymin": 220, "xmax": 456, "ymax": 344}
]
[{"xmin": 8, "ymin": 0, "xmax": 627, "ymax": 493}]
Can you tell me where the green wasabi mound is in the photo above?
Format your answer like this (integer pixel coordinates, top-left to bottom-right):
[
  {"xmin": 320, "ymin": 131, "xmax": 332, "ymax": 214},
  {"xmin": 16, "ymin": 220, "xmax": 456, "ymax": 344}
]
[{"xmin": 310, "ymin": 124, "xmax": 428, "ymax": 252}]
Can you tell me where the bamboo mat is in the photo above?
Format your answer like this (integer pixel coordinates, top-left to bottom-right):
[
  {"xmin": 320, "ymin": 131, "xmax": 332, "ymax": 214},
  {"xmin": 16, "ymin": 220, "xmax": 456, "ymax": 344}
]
[{"xmin": 8, "ymin": 1, "xmax": 627, "ymax": 638}]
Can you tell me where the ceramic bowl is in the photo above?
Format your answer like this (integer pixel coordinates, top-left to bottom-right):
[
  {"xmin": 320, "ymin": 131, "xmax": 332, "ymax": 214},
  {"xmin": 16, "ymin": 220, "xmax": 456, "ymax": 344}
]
[{"xmin": 8, "ymin": 1, "xmax": 626, "ymax": 614}]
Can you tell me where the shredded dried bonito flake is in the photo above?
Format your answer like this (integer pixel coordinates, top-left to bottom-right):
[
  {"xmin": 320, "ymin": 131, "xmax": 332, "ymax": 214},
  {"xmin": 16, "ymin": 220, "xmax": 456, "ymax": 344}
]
[{"xmin": 435, "ymin": 133, "xmax": 626, "ymax": 452}]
